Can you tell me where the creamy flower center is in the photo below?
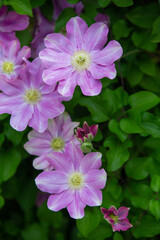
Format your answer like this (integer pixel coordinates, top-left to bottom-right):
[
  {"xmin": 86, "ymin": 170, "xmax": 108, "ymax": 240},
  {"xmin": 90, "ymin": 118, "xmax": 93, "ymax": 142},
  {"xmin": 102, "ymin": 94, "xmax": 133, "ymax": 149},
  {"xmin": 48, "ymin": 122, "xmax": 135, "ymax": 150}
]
[
  {"xmin": 24, "ymin": 89, "xmax": 41, "ymax": 104},
  {"xmin": 109, "ymin": 214, "xmax": 118, "ymax": 222},
  {"xmin": 2, "ymin": 62, "xmax": 14, "ymax": 74},
  {"xmin": 69, "ymin": 172, "xmax": 84, "ymax": 189},
  {"xmin": 71, "ymin": 50, "xmax": 91, "ymax": 71},
  {"xmin": 51, "ymin": 137, "xmax": 64, "ymax": 151}
]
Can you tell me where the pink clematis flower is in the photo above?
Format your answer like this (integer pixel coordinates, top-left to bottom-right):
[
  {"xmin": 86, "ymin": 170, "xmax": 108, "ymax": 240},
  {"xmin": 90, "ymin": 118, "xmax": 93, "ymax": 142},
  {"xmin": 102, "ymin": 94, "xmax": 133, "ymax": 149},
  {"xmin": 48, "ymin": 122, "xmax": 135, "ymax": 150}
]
[
  {"xmin": 0, "ymin": 39, "xmax": 31, "ymax": 81},
  {"xmin": 101, "ymin": 206, "xmax": 133, "ymax": 232},
  {"xmin": 35, "ymin": 142, "xmax": 107, "ymax": 219},
  {"xmin": 52, "ymin": 0, "xmax": 84, "ymax": 20},
  {"xmin": 24, "ymin": 112, "xmax": 80, "ymax": 170},
  {"xmin": 39, "ymin": 17, "xmax": 123, "ymax": 97},
  {"xmin": 31, "ymin": 8, "xmax": 55, "ymax": 58},
  {"xmin": 0, "ymin": 6, "xmax": 29, "ymax": 42},
  {"xmin": 0, "ymin": 58, "xmax": 68, "ymax": 132}
]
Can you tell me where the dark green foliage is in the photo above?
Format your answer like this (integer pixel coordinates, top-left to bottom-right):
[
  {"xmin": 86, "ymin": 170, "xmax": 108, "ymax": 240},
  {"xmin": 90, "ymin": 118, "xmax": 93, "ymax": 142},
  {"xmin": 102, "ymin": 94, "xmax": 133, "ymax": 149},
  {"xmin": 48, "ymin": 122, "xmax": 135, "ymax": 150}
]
[{"xmin": 1, "ymin": 0, "xmax": 160, "ymax": 239}]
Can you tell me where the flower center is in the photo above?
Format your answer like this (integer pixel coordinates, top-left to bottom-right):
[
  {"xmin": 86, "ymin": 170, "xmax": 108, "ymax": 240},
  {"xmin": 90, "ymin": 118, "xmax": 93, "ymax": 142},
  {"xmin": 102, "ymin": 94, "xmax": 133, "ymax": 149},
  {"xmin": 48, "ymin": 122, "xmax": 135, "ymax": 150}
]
[
  {"xmin": 71, "ymin": 50, "xmax": 91, "ymax": 71},
  {"xmin": 69, "ymin": 173, "xmax": 84, "ymax": 189},
  {"xmin": 24, "ymin": 89, "xmax": 41, "ymax": 104},
  {"xmin": 109, "ymin": 214, "xmax": 119, "ymax": 222},
  {"xmin": 51, "ymin": 137, "xmax": 64, "ymax": 151},
  {"xmin": 2, "ymin": 62, "xmax": 14, "ymax": 74}
]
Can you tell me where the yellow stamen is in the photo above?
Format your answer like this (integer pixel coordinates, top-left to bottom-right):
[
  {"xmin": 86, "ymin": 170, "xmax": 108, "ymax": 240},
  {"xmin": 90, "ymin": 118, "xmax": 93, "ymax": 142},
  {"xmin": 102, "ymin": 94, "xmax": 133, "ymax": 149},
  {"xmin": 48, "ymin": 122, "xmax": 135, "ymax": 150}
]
[
  {"xmin": 51, "ymin": 137, "xmax": 64, "ymax": 151},
  {"xmin": 2, "ymin": 62, "xmax": 14, "ymax": 74},
  {"xmin": 24, "ymin": 89, "xmax": 41, "ymax": 104}
]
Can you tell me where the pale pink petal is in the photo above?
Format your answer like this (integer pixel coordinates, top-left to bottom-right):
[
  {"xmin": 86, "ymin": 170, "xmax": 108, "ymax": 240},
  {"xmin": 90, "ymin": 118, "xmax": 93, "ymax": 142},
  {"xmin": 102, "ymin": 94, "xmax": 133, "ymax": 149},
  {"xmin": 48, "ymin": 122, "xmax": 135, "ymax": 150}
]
[
  {"xmin": 15, "ymin": 46, "xmax": 31, "ymax": 64},
  {"xmin": 24, "ymin": 138, "xmax": 51, "ymax": 156},
  {"xmin": 80, "ymin": 152, "xmax": 102, "ymax": 174},
  {"xmin": 83, "ymin": 22, "xmax": 108, "ymax": 52},
  {"xmin": 28, "ymin": 129, "xmax": 52, "ymax": 141},
  {"xmin": 92, "ymin": 40, "xmax": 123, "ymax": 66},
  {"xmin": 65, "ymin": 141, "xmax": 84, "ymax": 171},
  {"xmin": 10, "ymin": 103, "xmax": 33, "ymax": 131},
  {"xmin": 47, "ymin": 119, "xmax": 59, "ymax": 138},
  {"xmin": 33, "ymin": 154, "xmax": 53, "ymax": 170},
  {"xmin": 67, "ymin": 191, "xmax": 86, "ymax": 219},
  {"xmin": 28, "ymin": 105, "xmax": 48, "ymax": 133},
  {"xmin": 58, "ymin": 71, "xmax": 77, "ymax": 97},
  {"xmin": 112, "ymin": 219, "xmax": 132, "ymax": 232},
  {"xmin": 35, "ymin": 170, "xmax": 69, "ymax": 194},
  {"xmin": 0, "ymin": 78, "xmax": 25, "ymax": 95},
  {"xmin": 78, "ymin": 70, "xmax": 102, "ymax": 96},
  {"xmin": 0, "ymin": 94, "xmax": 22, "ymax": 114},
  {"xmin": 66, "ymin": 17, "xmax": 88, "ymax": 50},
  {"xmin": 7, "ymin": 40, "xmax": 20, "ymax": 58},
  {"xmin": 47, "ymin": 188, "xmax": 74, "ymax": 211},
  {"xmin": 28, "ymin": 58, "xmax": 44, "ymax": 89},
  {"xmin": 117, "ymin": 207, "xmax": 130, "ymax": 220},
  {"xmin": 44, "ymin": 33, "xmax": 73, "ymax": 54},
  {"xmin": 39, "ymin": 48, "xmax": 71, "ymax": 69},
  {"xmin": 85, "ymin": 169, "xmax": 107, "ymax": 189},
  {"xmin": 89, "ymin": 63, "xmax": 117, "ymax": 80},
  {"xmin": 79, "ymin": 186, "xmax": 102, "ymax": 206},
  {"xmin": 62, "ymin": 121, "xmax": 80, "ymax": 141},
  {"xmin": 48, "ymin": 152, "xmax": 74, "ymax": 174},
  {"xmin": 40, "ymin": 84, "xmax": 56, "ymax": 94},
  {"xmin": 42, "ymin": 66, "xmax": 73, "ymax": 85}
]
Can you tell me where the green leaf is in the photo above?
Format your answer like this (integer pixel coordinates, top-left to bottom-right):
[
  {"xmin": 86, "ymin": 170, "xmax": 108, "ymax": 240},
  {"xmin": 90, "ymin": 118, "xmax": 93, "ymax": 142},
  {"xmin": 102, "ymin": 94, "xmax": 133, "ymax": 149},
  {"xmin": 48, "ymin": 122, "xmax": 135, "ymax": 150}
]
[
  {"xmin": 4, "ymin": 0, "xmax": 33, "ymax": 17},
  {"xmin": 79, "ymin": 96, "xmax": 109, "ymax": 123},
  {"xmin": 132, "ymin": 31, "xmax": 157, "ymax": 52},
  {"xmin": 125, "ymin": 157, "xmax": 152, "ymax": 180},
  {"xmin": 105, "ymin": 138, "xmax": 131, "ymax": 172},
  {"xmin": 31, "ymin": 0, "xmax": 46, "ymax": 8},
  {"xmin": 112, "ymin": 0, "xmax": 133, "ymax": 7},
  {"xmin": 138, "ymin": 56, "xmax": 156, "ymax": 77},
  {"xmin": 55, "ymin": 8, "xmax": 76, "ymax": 32},
  {"xmin": 21, "ymin": 223, "xmax": 48, "ymax": 240},
  {"xmin": 141, "ymin": 112, "xmax": 160, "ymax": 138},
  {"xmin": 0, "ymin": 149, "xmax": 21, "ymax": 184},
  {"xmin": 4, "ymin": 124, "xmax": 25, "ymax": 146},
  {"xmin": 88, "ymin": 224, "xmax": 112, "ymax": 240},
  {"xmin": 98, "ymin": 0, "xmax": 111, "ymax": 8},
  {"xmin": 151, "ymin": 17, "xmax": 160, "ymax": 43},
  {"xmin": 113, "ymin": 232, "xmax": 124, "ymax": 240},
  {"xmin": 108, "ymin": 119, "xmax": 127, "ymax": 142},
  {"xmin": 0, "ymin": 196, "xmax": 5, "ymax": 209},
  {"xmin": 126, "ymin": 3, "xmax": 159, "ymax": 28},
  {"xmin": 67, "ymin": 0, "xmax": 79, "ymax": 3},
  {"xmin": 149, "ymin": 199, "xmax": 160, "ymax": 220},
  {"xmin": 76, "ymin": 208, "xmax": 101, "ymax": 237},
  {"xmin": 127, "ymin": 65, "xmax": 143, "ymax": 87},
  {"xmin": 113, "ymin": 19, "xmax": 131, "ymax": 40},
  {"xmin": 132, "ymin": 215, "xmax": 160, "ymax": 237},
  {"xmin": 151, "ymin": 175, "xmax": 160, "ymax": 192},
  {"xmin": 129, "ymin": 91, "xmax": 160, "ymax": 112},
  {"xmin": 16, "ymin": 29, "xmax": 32, "ymax": 47}
]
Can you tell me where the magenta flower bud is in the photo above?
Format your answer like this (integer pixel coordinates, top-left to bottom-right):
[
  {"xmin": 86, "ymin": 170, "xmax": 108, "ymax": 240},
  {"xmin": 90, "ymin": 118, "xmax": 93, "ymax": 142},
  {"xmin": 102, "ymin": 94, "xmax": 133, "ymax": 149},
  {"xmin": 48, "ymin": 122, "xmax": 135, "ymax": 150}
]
[
  {"xmin": 101, "ymin": 206, "xmax": 133, "ymax": 232},
  {"xmin": 75, "ymin": 121, "xmax": 98, "ymax": 142},
  {"xmin": 95, "ymin": 13, "xmax": 110, "ymax": 27}
]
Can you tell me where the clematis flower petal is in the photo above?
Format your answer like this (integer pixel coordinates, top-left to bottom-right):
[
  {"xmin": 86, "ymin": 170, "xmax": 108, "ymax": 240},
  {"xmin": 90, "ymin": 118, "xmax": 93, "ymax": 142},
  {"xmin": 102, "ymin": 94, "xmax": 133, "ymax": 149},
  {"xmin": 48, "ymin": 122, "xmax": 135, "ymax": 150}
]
[
  {"xmin": 85, "ymin": 169, "xmax": 107, "ymax": 189},
  {"xmin": 80, "ymin": 152, "xmax": 102, "ymax": 174},
  {"xmin": 117, "ymin": 207, "xmax": 130, "ymax": 220},
  {"xmin": 33, "ymin": 154, "xmax": 52, "ymax": 170},
  {"xmin": 66, "ymin": 16, "xmax": 88, "ymax": 50},
  {"xmin": 47, "ymin": 188, "xmax": 74, "ymax": 211},
  {"xmin": 83, "ymin": 22, "xmax": 109, "ymax": 52},
  {"xmin": 35, "ymin": 170, "xmax": 69, "ymax": 194},
  {"xmin": 24, "ymin": 138, "xmax": 51, "ymax": 156},
  {"xmin": 89, "ymin": 63, "xmax": 117, "ymax": 80},
  {"xmin": 112, "ymin": 219, "xmax": 133, "ymax": 232},
  {"xmin": 79, "ymin": 186, "xmax": 102, "ymax": 206},
  {"xmin": 67, "ymin": 191, "xmax": 86, "ymax": 219}
]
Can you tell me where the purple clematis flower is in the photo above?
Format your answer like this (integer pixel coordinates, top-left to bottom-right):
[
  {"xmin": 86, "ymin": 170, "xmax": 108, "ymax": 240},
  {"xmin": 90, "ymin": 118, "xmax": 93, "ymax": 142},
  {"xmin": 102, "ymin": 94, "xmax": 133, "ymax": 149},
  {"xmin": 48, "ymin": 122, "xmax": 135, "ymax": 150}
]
[
  {"xmin": 0, "ymin": 6, "xmax": 29, "ymax": 42},
  {"xmin": 31, "ymin": 8, "xmax": 55, "ymax": 58},
  {"xmin": 24, "ymin": 112, "xmax": 80, "ymax": 170},
  {"xmin": 101, "ymin": 206, "xmax": 133, "ymax": 232},
  {"xmin": 35, "ymin": 142, "xmax": 107, "ymax": 219},
  {"xmin": 0, "ymin": 58, "xmax": 68, "ymax": 132},
  {"xmin": 52, "ymin": 0, "xmax": 84, "ymax": 20},
  {"xmin": 0, "ymin": 39, "xmax": 31, "ymax": 81},
  {"xmin": 39, "ymin": 17, "xmax": 123, "ymax": 97}
]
